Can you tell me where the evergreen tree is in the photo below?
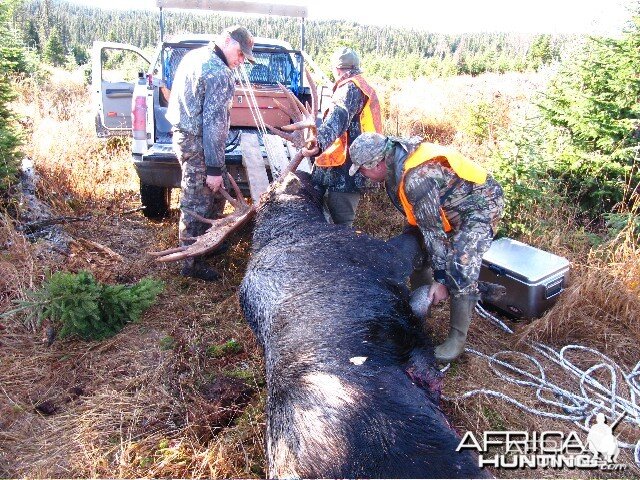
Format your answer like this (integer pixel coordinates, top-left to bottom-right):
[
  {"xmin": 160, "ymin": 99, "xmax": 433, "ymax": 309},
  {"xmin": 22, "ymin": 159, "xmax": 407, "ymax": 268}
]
[
  {"xmin": 527, "ymin": 34, "xmax": 559, "ymax": 70},
  {"xmin": 43, "ymin": 26, "xmax": 65, "ymax": 66},
  {"xmin": 70, "ymin": 42, "xmax": 87, "ymax": 65},
  {"xmin": 0, "ymin": 0, "xmax": 24, "ymax": 199},
  {"xmin": 24, "ymin": 18, "xmax": 39, "ymax": 50},
  {"xmin": 14, "ymin": 0, "xmax": 566, "ymax": 79},
  {"xmin": 9, "ymin": 271, "xmax": 165, "ymax": 341},
  {"xmin": 539, "ymin": 13, "xmax": 640, "ymax": 212},
  {"xmin": 35, "ymin": 0, "xmax": 51, "ymax": 50}
]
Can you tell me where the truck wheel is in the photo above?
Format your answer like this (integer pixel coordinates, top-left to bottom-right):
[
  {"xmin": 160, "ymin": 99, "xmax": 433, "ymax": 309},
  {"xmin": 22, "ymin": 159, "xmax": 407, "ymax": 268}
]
[{"xmin": 140, "ymin": 184, "xmax": 171, "ymax": 219}]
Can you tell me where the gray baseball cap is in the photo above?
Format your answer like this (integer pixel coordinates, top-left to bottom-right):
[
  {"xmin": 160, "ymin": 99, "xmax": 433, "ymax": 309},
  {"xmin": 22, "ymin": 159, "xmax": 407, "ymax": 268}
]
[
  {"xmin": 226, "ymin": 25, "xmax": 255, "ymax": 64},
  {"xmin": 331, "ymin": 46, "xmax": 360, "ymax": 70},
  {"xmin": 348, "ymin": 132, "xmax": 388, "ymax": 176}
]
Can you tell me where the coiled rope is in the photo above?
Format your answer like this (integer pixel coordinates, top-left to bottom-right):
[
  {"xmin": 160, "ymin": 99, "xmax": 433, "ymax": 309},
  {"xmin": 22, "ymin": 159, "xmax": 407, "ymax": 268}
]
[{"xmin": 441, "ymin": 303, "xmax": 640, "ymax": 466}]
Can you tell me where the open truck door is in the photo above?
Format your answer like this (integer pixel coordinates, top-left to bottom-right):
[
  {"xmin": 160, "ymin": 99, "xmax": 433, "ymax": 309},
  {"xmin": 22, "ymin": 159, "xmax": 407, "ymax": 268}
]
[{"xmin": 92, "ymin": 41, "xmax": 151, "ymax": 137}]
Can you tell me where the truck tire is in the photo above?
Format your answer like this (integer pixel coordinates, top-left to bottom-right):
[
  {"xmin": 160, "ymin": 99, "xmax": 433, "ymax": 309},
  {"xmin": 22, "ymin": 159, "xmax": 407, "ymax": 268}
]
[{"xmin": 140, "ymin": 184, "xmax": 171, "ymax": 219}]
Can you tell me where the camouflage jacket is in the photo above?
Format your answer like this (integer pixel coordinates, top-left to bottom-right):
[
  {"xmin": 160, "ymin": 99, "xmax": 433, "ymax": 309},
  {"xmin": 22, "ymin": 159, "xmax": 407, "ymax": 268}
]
[
  {"xmin": 312, "ymin": 70, "xmax": 368, "ymax": 193},
  {"xmin": 383, "ymin": 138, "xmax": 500, "ymax": 280},
  {"xmin": 166, "ymin": 44, "xmax": 234, "ymax": 175}
]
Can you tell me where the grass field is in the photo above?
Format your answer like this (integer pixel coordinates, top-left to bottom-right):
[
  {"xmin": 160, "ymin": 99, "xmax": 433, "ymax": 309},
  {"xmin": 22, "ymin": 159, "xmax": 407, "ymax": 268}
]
[{"xmin": 1, "ymin": 67, "xmax": 638, "ymax": 478}]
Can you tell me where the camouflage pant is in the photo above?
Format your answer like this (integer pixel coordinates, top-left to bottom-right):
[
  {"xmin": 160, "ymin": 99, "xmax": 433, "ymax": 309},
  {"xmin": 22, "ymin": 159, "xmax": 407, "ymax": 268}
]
[
  {"xmin": 444, "ymin": 176, "xmax": 504, "ymax": 296},
  {"xmin": 324, "ymin": 191, "xmax": 361, "ymax": 227},
  {"xmin": 173, "ymin": 132, "xmax": 225, "ymax": 248}
]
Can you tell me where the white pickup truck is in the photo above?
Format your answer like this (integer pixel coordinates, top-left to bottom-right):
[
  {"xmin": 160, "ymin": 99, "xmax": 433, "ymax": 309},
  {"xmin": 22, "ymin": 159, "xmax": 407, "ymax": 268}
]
[{"xmin": 92, "ymin": 1, "xmax": 328, "ymax": 218}]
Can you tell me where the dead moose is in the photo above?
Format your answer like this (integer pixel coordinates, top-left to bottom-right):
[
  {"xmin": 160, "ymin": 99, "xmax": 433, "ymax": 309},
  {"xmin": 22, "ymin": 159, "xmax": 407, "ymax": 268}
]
[
  {"xmin": 151, "ymin": 72, "xmax": 488, "ymax": 478},
  {"xmin": 239, "ymin": 172, "xmax": 488, "ymax": 479}
]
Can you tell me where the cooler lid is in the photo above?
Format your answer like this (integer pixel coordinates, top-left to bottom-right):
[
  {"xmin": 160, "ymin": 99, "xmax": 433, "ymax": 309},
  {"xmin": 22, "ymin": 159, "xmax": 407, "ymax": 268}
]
[{"xmin": 482, "ymin": 238, "xmax": 570, "ymax": 284}]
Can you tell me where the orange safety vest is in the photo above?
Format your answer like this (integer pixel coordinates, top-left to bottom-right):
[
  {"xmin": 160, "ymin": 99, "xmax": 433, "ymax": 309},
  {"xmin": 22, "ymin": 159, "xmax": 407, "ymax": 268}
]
[
  {"xmin": 397, "ymin": 143, "xmax": 488, "ymax": 232},
  {"xmin": 315, "ymin": 75, "xmax": 383, "ymax": 167}
]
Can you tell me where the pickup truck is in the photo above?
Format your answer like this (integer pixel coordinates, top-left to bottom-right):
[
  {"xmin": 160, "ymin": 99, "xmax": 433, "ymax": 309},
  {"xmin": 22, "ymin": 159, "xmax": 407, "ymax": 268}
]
[{"xmin": 92, "ymin": 1, "xmax": 329, "ymax": 218}]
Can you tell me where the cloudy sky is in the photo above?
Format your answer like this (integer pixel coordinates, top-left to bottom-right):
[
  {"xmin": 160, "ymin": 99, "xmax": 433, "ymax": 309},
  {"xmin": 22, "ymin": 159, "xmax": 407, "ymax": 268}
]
[{"xmin": 68, "ymin": 0, "xmax": 633, "ymax": 35}]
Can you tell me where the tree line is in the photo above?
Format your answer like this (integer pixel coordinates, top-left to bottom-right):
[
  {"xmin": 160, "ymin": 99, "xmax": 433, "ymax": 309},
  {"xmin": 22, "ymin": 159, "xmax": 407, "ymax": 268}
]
[{"xmin": 13, "ymin": 0, "xmax": 566, "ymax": 78}]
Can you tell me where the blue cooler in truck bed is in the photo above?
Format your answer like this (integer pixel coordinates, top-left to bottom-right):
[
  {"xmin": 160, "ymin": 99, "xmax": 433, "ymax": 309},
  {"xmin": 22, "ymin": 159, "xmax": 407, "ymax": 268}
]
[{"xmin": 479, "ymin": 238, "xmax": 570, "ymax": 319}]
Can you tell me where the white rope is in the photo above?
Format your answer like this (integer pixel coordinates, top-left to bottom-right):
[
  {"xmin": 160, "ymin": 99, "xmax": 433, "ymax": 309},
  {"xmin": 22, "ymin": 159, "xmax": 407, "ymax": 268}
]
[
  {"xmin": 475, "ymin": 303, "xmax": 514, "ymax": 334},
  {"xmin": 236, "ymin": 66, "xmax": 266, "ymax": 136},
  {"xmin": 445, "ymin": 305, "xmax": 640, "ymax": 466},
  {"xmin": 236, "ymin": 65, "xmax": 279, "ymax": 165},
  {"xmin": 532, "ymin": 343, "xmax": 640, "ymax": 422}
]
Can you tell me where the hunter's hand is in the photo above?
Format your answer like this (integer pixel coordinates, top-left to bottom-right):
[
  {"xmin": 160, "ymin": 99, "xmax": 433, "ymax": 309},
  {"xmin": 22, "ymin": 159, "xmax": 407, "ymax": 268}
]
[
  {"xmin": 428, "ymin": 282, "xmax": 449, "ymax": 305},
  {"xmin": 302, "ymin": 143, "xmax": 319, "ymax": 157},
  {"xmin": 206, "ymin": 175, "xmax": 224, "ymax": 193}
]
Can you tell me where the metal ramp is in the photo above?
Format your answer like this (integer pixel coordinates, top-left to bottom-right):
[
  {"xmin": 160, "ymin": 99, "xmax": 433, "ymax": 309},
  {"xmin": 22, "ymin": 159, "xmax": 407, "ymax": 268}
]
[{"xmin": 239, "ymin": 132, "xmax": 311, "ymax": 203}]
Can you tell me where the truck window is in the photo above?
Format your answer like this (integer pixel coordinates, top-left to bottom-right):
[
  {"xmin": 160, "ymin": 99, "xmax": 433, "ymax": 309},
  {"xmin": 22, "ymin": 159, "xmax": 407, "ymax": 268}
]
[
  {"xmin": 162, "ymin": 46, "xmax": 190, "ymax": 89},
  {"xmin": 247, "ymin": 52, "xmax": 296, "ymax": 86},
  {"xmin": 101, "ymin": 48, "xmax": 150, "ymax": 83},
  {"xmin": 161, "ymin": 45, "xmax": 299, "ymax": 90}
]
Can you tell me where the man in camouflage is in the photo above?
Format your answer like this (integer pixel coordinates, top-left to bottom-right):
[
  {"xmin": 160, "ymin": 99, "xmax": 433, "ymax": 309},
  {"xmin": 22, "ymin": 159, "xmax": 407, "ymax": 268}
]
[
  {"xmin": 167, "ymin": 25, "xmax": 255, "ymax": 281},
  {"xmin": 349, "ymin": 132, "xmax": 504, "ymax": 363},
  {"xmin": 309, "ymin": 47, "xmax": 382, "ymax": 227}
]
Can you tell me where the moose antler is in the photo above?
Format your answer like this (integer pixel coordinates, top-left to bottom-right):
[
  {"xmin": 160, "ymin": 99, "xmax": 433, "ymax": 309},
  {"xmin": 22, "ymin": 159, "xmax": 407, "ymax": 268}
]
[
  {"xmin": 149, "ymin": 174, "xmax": 255, "ymax": 262},
  {"xmin": 267, "ymin": 69, "xmax": 318, "ymax": 153},
  {"xmin": 150, "ymin": 70, "xmax": 318, "ymax": 263}
]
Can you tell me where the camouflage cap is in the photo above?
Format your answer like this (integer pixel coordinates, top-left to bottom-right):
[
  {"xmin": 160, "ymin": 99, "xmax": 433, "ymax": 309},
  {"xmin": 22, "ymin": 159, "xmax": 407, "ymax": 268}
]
[
  {"xmin": 226, "ymin": 25, "xmax": 256, "ymax": 64},
  {"xmin": 348, "ymin": 132, "xmax": 388, "ymax": 176},
  {"xmin": 331, "ymin": 46, "xmax": 360, "ymax": 70}
]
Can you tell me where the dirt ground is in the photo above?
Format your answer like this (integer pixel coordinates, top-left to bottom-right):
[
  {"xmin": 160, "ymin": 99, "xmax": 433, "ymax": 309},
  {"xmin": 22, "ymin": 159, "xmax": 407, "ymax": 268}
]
[
  {"xmin": 1, "ymin": 186, "xmax": 638, "ymax": 478},
  {"xmin": 1, "ymin": 68, "xmax": 638, "ymax": 478}
]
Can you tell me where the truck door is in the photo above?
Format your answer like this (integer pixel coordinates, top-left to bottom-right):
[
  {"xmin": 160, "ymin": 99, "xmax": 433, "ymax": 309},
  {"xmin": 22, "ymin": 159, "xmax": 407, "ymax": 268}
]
[{"xmin": 92, "ymin": 42, "xmax": 150, "ymax": 137}]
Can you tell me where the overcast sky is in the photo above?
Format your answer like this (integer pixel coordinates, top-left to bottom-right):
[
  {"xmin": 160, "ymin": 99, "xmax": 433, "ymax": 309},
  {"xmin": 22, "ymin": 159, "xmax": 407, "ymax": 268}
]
[{"xmin": 67, "ymin": 0, "xmax": 634, "ymax": 35}]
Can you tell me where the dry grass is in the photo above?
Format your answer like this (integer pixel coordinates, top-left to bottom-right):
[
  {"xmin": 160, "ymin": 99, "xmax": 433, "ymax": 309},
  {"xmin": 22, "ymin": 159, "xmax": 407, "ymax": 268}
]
[
  {"xmin": 375, "ymin": 72, "xmax": 545, "ymax": 156},
  {"xmin": 1, "ymin": 67, "xmax": 266, "ymax": 478},
  {"xmin": 0, "ymin": 202, "xmax": 267, "ymax": 477},
  {"xmin": 520, "ymin": 225, "xmax": 640, "ymax": 356},
  {"xmin": 1, "ymin": 67, "xmax": 638, "ymax": 478},
  {"xmin": 0, "ymin": 213, "xmax": 38, "ymax": 307},
  {"xmin": 12, "ymin": 68, "xmax": 138, "ymax": 213},
  {"xmin": 437, "ymin": 209, "xmax": 640, "ymax": 478}
]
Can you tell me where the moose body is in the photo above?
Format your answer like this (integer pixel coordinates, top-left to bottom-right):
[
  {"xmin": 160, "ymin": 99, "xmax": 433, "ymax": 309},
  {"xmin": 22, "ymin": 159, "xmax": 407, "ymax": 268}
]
[{"xmin": 239, "ymin": 173, "xmax": 488, "ymax": 478}]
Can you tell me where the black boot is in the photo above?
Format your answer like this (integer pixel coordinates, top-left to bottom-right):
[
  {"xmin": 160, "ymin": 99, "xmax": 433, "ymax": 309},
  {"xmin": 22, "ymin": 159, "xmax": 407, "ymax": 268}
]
[{"xmin": 181, "ymin": 258, "xmax": 220, "ymax": 281}]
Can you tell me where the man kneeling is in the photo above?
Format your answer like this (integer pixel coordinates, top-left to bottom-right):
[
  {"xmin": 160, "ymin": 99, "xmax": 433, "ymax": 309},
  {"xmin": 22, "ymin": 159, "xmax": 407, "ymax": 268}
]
[{"xmin": 349, "ymin": 133, "xmax": 504, "ymax": 363}]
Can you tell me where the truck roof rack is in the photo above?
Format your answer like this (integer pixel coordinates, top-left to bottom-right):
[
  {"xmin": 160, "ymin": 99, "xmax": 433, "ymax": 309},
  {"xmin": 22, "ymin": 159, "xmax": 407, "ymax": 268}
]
[
  {"xmin": 155, "ymin": 0, "xmax": 309, "ymax": 92},
  {"xmin": 155, "ymin": 0, "xmax": 308, "ymax": 18}
]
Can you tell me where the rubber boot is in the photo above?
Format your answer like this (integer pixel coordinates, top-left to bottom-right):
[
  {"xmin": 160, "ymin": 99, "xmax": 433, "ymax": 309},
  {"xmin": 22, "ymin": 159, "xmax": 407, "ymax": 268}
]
[
  {"xmin": 434, "ymin": 293, "xmax": 480, "ymax": 363},
  {"xmin": 180, "ymin": 258, "xmax": 220, "ymax": 282}
]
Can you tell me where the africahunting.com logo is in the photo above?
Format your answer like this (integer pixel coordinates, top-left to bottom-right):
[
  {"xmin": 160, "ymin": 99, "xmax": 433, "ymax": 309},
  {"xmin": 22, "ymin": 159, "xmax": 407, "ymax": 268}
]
[{"xmin": 457, "ymin": 413, "xmax": 628, "ymax": 471}]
